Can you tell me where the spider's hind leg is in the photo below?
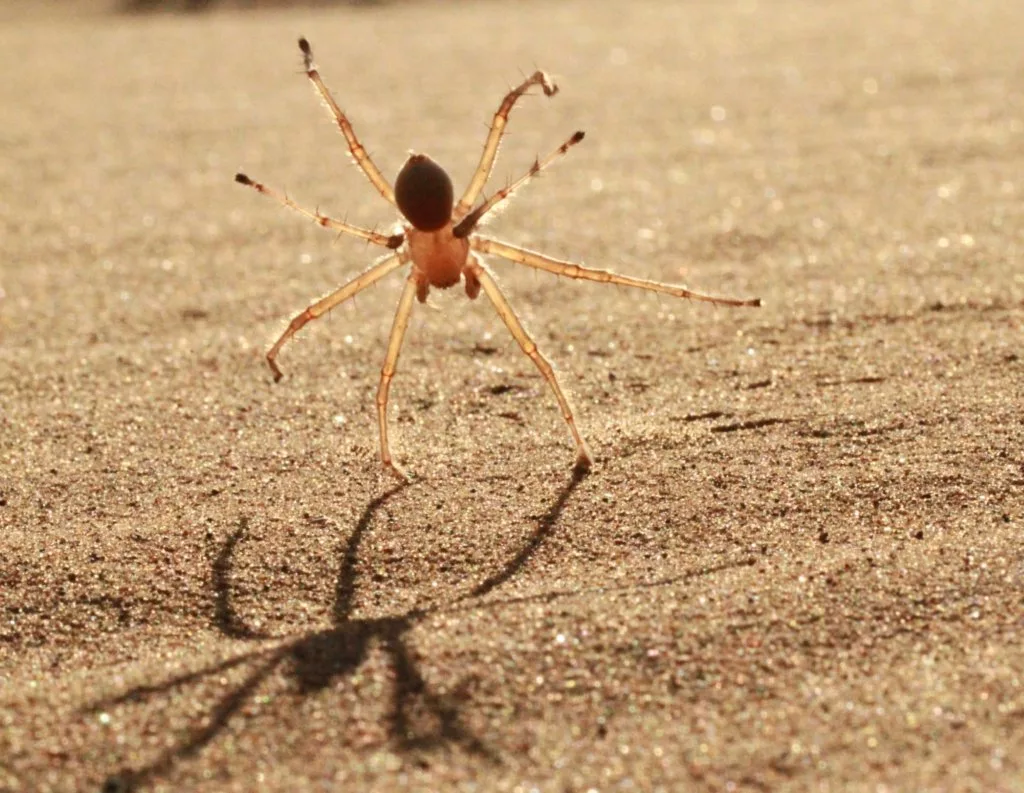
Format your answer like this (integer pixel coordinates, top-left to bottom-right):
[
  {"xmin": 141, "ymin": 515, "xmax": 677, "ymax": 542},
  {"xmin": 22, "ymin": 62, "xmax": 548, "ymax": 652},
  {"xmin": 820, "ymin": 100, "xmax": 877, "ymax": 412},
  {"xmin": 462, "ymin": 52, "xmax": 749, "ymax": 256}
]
[
  {"xmin": 376, "ymin": 274, "xmax": 419, "ymax": 481},
  {"xmin": 472, "ymin": 237, "xmax": 762, "ymax": 308},
  {"xmin": 467, "ymin": 256, "xmax": 593, "ymax": 471}
]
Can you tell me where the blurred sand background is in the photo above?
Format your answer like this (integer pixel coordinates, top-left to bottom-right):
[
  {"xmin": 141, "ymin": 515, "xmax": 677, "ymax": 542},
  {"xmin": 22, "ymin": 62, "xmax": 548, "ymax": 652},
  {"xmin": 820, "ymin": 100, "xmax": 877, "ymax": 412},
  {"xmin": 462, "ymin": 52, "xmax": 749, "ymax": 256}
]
[{"xmin": 1, "ymin": 0, "xmax": 1022, "ymax": 791}]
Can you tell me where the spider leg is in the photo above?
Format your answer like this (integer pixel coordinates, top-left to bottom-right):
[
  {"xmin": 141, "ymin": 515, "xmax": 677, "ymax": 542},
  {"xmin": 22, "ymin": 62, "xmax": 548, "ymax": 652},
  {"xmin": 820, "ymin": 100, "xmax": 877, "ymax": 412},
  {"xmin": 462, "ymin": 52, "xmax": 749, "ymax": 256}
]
[
  {"xmin": 235, "ymin": 174, "xmax": 404, "ymax": 249},
  {"xmin": 467, "ymin": 256, "xmax": 593, "ymax": 472},
  {"xmin": 453, "ymin": 130, "xmax": 585, "ymax": 239},
  {"xmin": 455, "ymin": 70, "xmax": 559, "ymax": 219},
  {"xmin": 266, "ymin": 252, "xmax": 408, "ymax": 382},
  {"xmin": 376, "ymin": 273, "xmax": 419, "ymax": 481},
  {"xmin": 471, "ymin": 237, "xmax": 762, "ymax": 307},
  {"xmin": 298, "ymin": 38, "xmax": 397, "ymax": 206}
]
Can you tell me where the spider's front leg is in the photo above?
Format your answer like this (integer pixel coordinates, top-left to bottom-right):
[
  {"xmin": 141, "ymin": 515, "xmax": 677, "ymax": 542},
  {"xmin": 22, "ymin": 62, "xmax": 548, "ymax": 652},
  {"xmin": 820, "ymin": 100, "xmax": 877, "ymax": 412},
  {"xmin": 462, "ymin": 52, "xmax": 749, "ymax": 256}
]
[
  {"xmin": 455, "ymin": 70, "xmax": 559, "ymax": 219},
  {"xmin": 298, "ymin": 37, "xmax": 397, "ymax": 206}
]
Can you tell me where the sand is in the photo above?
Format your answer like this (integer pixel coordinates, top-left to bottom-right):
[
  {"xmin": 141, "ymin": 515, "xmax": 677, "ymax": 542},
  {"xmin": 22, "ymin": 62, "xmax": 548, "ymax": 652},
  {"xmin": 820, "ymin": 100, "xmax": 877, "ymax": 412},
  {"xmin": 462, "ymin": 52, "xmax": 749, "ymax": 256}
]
[{"xmin": 1, "ymin": 1, "xmax": 1022, "ymax": 790}]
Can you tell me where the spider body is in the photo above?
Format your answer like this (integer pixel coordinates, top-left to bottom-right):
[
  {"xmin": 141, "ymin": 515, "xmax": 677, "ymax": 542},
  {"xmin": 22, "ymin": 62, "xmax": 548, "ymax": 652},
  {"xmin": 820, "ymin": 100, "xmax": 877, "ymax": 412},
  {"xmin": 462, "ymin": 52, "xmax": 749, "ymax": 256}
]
[
  {"xmin": 237, "ymin": 38, "xmax": 761, "ymax": 480},
  {"xmin": 405, "ymin": 223, "xmax": 473, "ymax": 299},
  {"xmin": 394, "ymin": 153, "xmax": 478, "ymax": 300}
]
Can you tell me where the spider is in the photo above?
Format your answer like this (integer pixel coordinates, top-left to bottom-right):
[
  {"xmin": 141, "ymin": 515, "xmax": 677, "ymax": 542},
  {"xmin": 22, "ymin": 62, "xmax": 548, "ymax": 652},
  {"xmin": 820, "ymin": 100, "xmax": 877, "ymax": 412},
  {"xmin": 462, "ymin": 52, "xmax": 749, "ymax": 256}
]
[{"xmin": 236, "ymin": 38, "xmax": 761, "ymax": 481}]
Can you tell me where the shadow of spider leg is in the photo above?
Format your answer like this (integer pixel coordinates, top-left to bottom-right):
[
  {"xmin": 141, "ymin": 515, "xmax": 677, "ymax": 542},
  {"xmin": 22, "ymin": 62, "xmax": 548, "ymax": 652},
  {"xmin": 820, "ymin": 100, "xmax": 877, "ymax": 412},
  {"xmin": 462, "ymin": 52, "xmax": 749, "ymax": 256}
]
[
  {"xmin": 89, "ymin": 484, "xmax": 501, "ymax": 789},
  {"xmin": 92, "ymin": 644, "xmax": 291, "ymax": 793}
]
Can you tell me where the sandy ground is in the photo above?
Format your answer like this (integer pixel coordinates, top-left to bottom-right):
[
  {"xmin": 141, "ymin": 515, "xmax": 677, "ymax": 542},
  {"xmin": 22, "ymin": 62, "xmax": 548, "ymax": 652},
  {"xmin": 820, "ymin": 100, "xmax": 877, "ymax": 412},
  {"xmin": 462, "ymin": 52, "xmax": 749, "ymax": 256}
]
[{"xmin": 1, "ymin": 1, "xmax": 1022, "ymax": 791}]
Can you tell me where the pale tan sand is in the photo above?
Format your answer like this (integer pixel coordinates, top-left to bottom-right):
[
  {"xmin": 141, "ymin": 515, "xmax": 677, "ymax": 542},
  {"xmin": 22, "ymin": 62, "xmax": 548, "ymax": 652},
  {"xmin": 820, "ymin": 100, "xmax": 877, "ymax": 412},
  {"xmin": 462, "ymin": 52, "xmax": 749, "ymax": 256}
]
[{"xmin": 1, "ymin": 1, "xmax": 1022, "ymax": 791}]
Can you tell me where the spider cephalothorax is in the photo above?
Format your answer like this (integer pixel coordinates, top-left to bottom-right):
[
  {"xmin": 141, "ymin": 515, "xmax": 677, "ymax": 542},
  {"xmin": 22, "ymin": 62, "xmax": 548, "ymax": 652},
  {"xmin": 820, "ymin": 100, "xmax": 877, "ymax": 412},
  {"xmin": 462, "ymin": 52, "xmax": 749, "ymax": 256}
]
[{"xmin": 236, "ymin": 38, "xmax": 761, "ymax": 480}]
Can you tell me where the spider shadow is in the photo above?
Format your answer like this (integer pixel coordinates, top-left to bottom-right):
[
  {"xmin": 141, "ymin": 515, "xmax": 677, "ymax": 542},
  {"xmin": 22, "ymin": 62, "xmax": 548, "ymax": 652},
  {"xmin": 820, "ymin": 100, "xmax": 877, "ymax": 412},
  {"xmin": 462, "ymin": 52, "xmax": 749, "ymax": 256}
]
[
  {"xmin": 464, "ymin": 466, "xmax": 587, "ymax": 600},
  {"xmin": 92, "ymin": 471, "xmax": 585, "ymax": 791}
]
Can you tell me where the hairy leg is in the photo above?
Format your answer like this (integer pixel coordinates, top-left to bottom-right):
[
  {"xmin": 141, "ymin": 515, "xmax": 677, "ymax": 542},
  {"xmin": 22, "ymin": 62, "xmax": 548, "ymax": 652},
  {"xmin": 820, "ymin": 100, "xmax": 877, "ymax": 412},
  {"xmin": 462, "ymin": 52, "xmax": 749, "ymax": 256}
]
[
  {"xmin": 266, "ymin": 252, "xmax": 408, "ymax": 382},
  {"xmin": 455, "ymin": 70, "xmax": 559, "ymax": 219},
  {"xmin": 472, "ymin": 237, "xmax": 762, "ymax": 307},
  {"xmin": 299, "ymin": 37, "xmax": 397, "ymax": 206},
  {"xmin": 236, "ymin": 173, "xmax": 403, "ymax": 249},
  {"xmin": 467, "ymin": 257, "xmax": 593, "ymax": 471},
  {"xmin": 454, "ymin": 131, "xmax": 584, "ymax": 239},
  {"xmin": 376, "ymin": 274, "xmax": 419, "ymax": 480}
]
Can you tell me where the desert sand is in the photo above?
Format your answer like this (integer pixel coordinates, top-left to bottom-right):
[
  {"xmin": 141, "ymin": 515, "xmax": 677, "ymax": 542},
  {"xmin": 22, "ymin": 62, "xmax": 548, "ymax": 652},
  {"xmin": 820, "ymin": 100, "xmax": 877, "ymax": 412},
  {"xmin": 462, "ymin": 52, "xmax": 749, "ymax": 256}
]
[{"xmin": 1, "ymin": 1, "xmax": 1021, "ymax": 791}]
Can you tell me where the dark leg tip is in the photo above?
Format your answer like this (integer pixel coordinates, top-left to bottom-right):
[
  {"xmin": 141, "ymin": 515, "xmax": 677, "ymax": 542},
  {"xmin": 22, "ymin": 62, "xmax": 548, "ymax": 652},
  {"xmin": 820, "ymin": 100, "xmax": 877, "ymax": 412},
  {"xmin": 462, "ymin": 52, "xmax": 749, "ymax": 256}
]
[
  {"xmin": 298, "ymin": 37, "xmax": 311, "ymax": 55},
  {"xmin": 235, "ymin": 173, "xmax": 252, "ymax": 186},
  {"xmin": 571, "ymin": 130, "xmax": 585, "ymax": 143},
  {"xmin": 572, "ymin": 453, "xmax": 593, "ymax": 478}
]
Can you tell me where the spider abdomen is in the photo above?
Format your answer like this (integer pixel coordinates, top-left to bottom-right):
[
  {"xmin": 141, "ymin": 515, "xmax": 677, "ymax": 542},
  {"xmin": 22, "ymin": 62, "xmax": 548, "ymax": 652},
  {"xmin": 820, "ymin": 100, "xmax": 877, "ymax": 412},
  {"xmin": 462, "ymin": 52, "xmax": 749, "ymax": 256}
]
[{"xmin": 395, "ymin": 153, "xmax": 454, "ymax": 232}]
